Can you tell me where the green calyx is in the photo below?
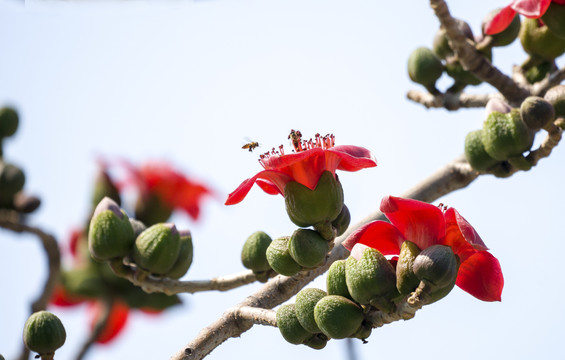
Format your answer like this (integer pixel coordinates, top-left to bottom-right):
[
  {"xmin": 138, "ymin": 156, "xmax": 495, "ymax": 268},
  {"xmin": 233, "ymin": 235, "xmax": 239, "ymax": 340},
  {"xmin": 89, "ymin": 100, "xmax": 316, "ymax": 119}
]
[
  {"xmin": 345, "ymin": 247, "xmax": 397, "ymax": 305},
  {"xmin": 520, "ymin": 96, "xmax": 555, "ymax": 130},
  {"xmin": 413, "ymin": 245, "xmax": 459, "ymax": 289},
  {"xmin": 289, "ymin": 228, "xmax": 329, "ymax": 268},
  {"xmin": 134, "ymin": 192, "xmax": 173, "ymax": 226},
  {"xmin": 266, "ymin": 236, "xmax": 302, "ymax": 276},
  {"xmin": 241, "ymin": 231, "xmax": 272, "ymax": 272},
  {"xmin": 0, "ymin": 162, "xmax": 25, "ymax": 202},
  {"xmin": 541, "ymin": 2, "xmax": 565, "ymax": 39},
  {"xmin": 326, "ymin": 259, "xmax": 353, "ymax": 300},
  {"xmin": 314, "ymin": 295, "xmax": 364, "ymax": 339},
  {"xmin": 482, "ymin": 109, "xmax": 534, "ymax": 161},
  {"xmin": 23, "ymin": 311, "xmax": 66, "ymax": 356},
  {"xmin": 88, "ymin": 197, "xmax": 135, "ymax": 261},
  {"xmin": 295, "ymin": 288, "xmax": 327, "ymax": 333},
  {"xmin": 445, "ymin": 48, "xmax": 492, "ymax": 87},
  {"xmin": 61, "ymin": 266, "xmax": 107, "ymax": 299},
  {"xmin": 396, "ymin": 240, "xmax": 422, "ymax": 295},
  {"xmin": 276, "ymin": 304, "xmax": 313, "ymax": 345},
  {"xmin": 92, "ymin": 170, "xmax": 121, "ymax": 209},
  {"xmin": 165, "ymin": 230, "xmax": 194, "ymax": 279},
  {"xmin": 0, "ymin": 106, "xmax": 19, "ymax": 138},
  {"xmin": 524, "ymin": 60, "xmax": 555, "ymax": 84},
  {"xmin": 284, "ymin": 171, "xmax": 344, "ymax": 228},
  {"xmin": 407, "ymin": 47, "xmax": 444, "ymax": 91},
  {"xmin": 482, "ymin": 9, "xmax": 520, "ymax": 47},
  {"xmin": 544, "ymin": 85, "xmax": 565, "ymax": 118},
  {"xmin": 464, "ymin": 129, "xmax": 500, "ymax": 172},
  {"xmin": 132, "ymin": 223, "xmax": 181, "ymax": 275},
  {"xmin": 304, "ymin": 333, "xmax": 329, "ymax": 350},
  {"xmin": 331, "ymin": 204, "xmax": 351, "ymax": 237},
  {"xmin": 520, "ymin": 18, "xmax": 565, "ymax": 60}
]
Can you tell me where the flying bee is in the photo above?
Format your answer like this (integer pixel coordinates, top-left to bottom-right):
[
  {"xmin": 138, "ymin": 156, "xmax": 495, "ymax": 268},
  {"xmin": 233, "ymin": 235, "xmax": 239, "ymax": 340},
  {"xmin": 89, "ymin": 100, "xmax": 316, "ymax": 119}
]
[{"xmin": 242, "ymin": 141, "xmax": 260, "ymax": 152}]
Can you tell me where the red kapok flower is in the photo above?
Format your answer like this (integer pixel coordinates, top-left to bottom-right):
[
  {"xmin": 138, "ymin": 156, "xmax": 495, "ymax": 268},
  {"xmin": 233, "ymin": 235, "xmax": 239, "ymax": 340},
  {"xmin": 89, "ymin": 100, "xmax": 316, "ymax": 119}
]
[
  {"xmin": 484, "ymin": 0, "xmax": 565, "ymax": 35},
  {"xmin": 225, "ymin": 132, "xmax": 377, "ymax": 205},
  {"xmin": 89, "ymin": 300, "xmax": 130, "ymax": 344},
  {"xmin": 342, "ymin": 196, "xmax": 504, "ymax": 302}
]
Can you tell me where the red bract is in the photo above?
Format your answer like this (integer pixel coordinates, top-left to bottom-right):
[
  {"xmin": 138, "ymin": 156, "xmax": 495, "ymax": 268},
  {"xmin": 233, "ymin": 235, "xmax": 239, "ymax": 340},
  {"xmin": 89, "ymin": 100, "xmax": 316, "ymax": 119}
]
[
  {"xmin": 225, "ymin": 133, "xmax": 377, "ymax": 205},
  {"xmin": 342, "ymin": 196, "xmax": 504, "ymax": 302},
  {"xmin": 89, "ymin": 301, "xmax": 130, "ymax": 344},
  {"xmin": 118, "ymin": 160, "xmax": 213, "ymax": 221},
  {"xmin": 484, "ymin": 0, "xmax": 565, "ymax": 35}
]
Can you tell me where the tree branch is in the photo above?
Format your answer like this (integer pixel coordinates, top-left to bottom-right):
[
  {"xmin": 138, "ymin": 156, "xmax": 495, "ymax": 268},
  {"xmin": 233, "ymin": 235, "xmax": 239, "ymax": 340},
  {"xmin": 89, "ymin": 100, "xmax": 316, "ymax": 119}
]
[
  {"xmin": 74, "ymin": 298, "xmax": 113, "ymax": 360},
  {"xmin": 532, "ymin": 68, "xmax": 565, "ymax": 97},
  {"xmin": 429, "ymin": 0, "xmax": 530, "ymax": 106},
  {"xmin": 406, "ymin": 90, "xmax": 502, "ymax": 110}
]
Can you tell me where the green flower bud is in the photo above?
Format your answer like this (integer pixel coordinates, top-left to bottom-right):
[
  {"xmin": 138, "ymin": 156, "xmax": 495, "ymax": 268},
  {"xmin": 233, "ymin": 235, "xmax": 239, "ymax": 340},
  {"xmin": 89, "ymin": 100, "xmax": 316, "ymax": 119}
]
[
  {"xmin": 284, "ymin": 171, "xmax": 344, "ymax": 227},
  {"xmin": 123, "ymin": 286, "xmax": 182, "ymax": 311},
  {"xmin": 396, "ymin": 240, "xmax": 422, "ymax": 295},
  {"xmin": 544, "ymin": 85, "xmax": 565, "ymax": 118},
  {"xmin": 92, "ymin": 169, "xmax": 121, "ymax": 209},
  {"xmin": 413, "ymin": 245, "xmax": 459, "ymax": 289},
  {"xmin": 314, "ymin": 295, "xmax": 364, "ymax": 339},
  {"xmin": 276, "ymin": 304, "xmax": 313, "ymax": 345},
  {"xmin": 289, "ymin": 229, "xmax": 329, "ymax": 268},
  {"xmin": 129, "ymin": 218, "xmax": 147, "ymax": 238},
  {"xmin": 345, "ymin": 247, "xmax": 397, "ymax": 305},
  {"xmin": 304, "ymin": 334, "xmax": 329, "ymax": 350},
  {"xmin": 23, "ymin": 311, "xmax": 66, "ymax": 357},
  {"xmin": 62, "ymin": 266, "xmax": 107, "ymax": 299},
  {"xmin": 445, "ymin": 48, "xmax": 492, "ymax": 86},
  {"xmin": 13, "ymin": 192, "xmax": 41, "ymax": 214},
  {"xmin": 166, "ymin": 230, "xmax": 194, "ymax": 279},
  {"xmin": 295, "ymin": 288, "xmax": 327, "ymax": 333},
  {"xmin": 519, "ymin": 19, "xmax": 565, "ymax": 60},
  {"xmin": 0, "ymin": 162, "xmax": 25, "ymax": 201},
  {"xmin": 132, "ymin": 223, "xmax": 181, "ymax": 275},
  {"xmin": 482, "ymin": 109, "xmax": 534, "ymax": 161},
  {"xmin": 432, "ymin": 20, "xmax": 474, "ymax": 59},
  {"xmin": 241, "ymin": 231, "xmax": 272, "ymax": 272},
  {"xmin": 326, "ymin": 259, "xmax": 353, "ymax": 300},
  {"xmin": 427, "ymin": 269, "xmax": 458, "ymax": 305},
  {"xmin": 524, "ymin": 61, "xmax": 555, "ymax": 84},
  {"xmin": 135, "ymin": 192, "xmax": 173, "ymax": 226},
  {"xmin": 464, "ymin": 129, "xmax": 500, "ymax": 172},
  {"xmin": 482, "ymin": 9, "xmax": 520, "ymax": 46},
  {"xmin": 541, "ymin": 2, "xmax": 565, "ymax": 39},
  {"xmin": 266, "ymin": 236, "xmax": 302, "ymax": 276},
  {"xmin": 351, "ymin": 323, "xmax": 372, "ymax": 341},
  {"xmin": 0, "ymin": 106, "xmax": 19, "ymax": 138},
  {"xmin": 331, "ymin": 204, "xmax": 351, "ymax": 237},
  {"xmin": 407, "ymin": 47, "xmax": 444, "ymax": 90},
  {"xmin": 520, "ymin": 96, "xmax": 555, "ymax": 130},
  {"xmin": 88, "ymin": 197, "xmax": 135, "ymax": 261}
]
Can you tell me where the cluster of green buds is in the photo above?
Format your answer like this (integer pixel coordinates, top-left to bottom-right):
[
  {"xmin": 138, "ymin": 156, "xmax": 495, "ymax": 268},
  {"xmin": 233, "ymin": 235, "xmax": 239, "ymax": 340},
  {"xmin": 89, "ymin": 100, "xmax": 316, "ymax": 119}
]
[
  {"xmin": 88, "ymin": 197, "xmax": 194, "ymax": 281},
  {"xmin": 465, "ymin": 88, "xmax": 565, "ymax": 176},
  {"xmin": 276, "ymin": 243, "xmax": 459, "ymax": 348},
  {"xmin": 0, "ymin": 107, "xmax": 40, "ymax": 214},
  {"xmin": 23, "ymin": 311, "xmax": 66, "ymax": 360}
]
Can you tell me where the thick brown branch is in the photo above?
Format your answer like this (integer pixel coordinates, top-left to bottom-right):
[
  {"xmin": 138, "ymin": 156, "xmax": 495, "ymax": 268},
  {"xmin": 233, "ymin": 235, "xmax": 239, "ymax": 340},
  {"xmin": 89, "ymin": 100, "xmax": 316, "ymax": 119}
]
[
  {"xmin": 170, "ymin": 155, "xmax": 479, "ymax": 360},
  {"xmin": 406, "ymin": 90, "xmax": 502, "ymax": 110},
  {"xmin": 235, "ymin": 306, "xmax": 277, "ymax": 327},
  {"xmin": 429, "ymin": 0, "xmax": 530, "ymax": 105}
]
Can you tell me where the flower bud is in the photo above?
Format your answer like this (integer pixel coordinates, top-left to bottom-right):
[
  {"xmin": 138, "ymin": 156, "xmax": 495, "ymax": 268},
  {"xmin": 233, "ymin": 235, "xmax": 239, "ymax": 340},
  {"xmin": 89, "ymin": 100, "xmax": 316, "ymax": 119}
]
[
  {"xmin": 134, "ymin": 193, "xmax": 173, "ymax": 226},
  {"xmin": 23, "ymin": 311, "xmax": 66, "ymax": 357},
  {"xmin": 289, "ymin": 229, "xmax": 329, "ymax": 268},
  {"xmin": 413, "ymin": 245, "xmax": 459, "ymax": 289},
  {"xmin": 432, "ymin": 20, "xmax": 473, "ymax": 59},
  {"xmin": 276, "ymin": 304, "xmax": 313, "ymax": 345},
  {"xmin": 351, "ymin": 323, "xmax": 372, "ymax": 341},
  {"xmin": 396, "ymin": 240, "xmax": 421, "ymax": 295},
  {"xmin": 132, "ymin": 223, "xmax": 181, "ymax": 275},
  {"xmin": 295, "ymin": 288, "xmax": 327, "ymax": 333},
  {"xmin": 541, "ymin": 2, "xmax": 565, "ymax": 39},
  {"xmin": 544, "ymin": 85, "xmax": 565, "ymax": 118},
  {"xmin": 0, "ymin": 162, "xmax": 25, "ymax": 202},
  {"xmin": 314, "ymin": 295, "xmax": 364, "ymax": 339},
  {"xmin": 304, "ymin": 333, "xmax": 329, "ymax": 350},
  {"xmin": 427, "ymin": 271, "xmax": 458, "ymax": 305},
  {"xmin": 0, "ymin": 106, "xmax": 19, "ymax": 138},
  {"xmin": 345, "ymin": 245, "xmax": 397, "ymax": 305},
  {"xmin": 166, "ymin": 230, "xmax": 194, "ymax": 279},
  {"xmin": 129, "ymin": 218, "xmax": 147, "ymax": 238},
  {"xmin": 284, "ymin": 171, "xmax": 344, "ymax": 228},
  {"xmin": 407, "ymin": 47, "xmax": 444, "ymax": 91},
  {"xmin": 520, "ymin": 96, "xmax": 555, "ymax": 130},
  {"xmin": 240, "ymin": 231, "xmax": 272, "ymax": 272},
  {"xmin": 88, "ymin": 197, "xmax": 135, "ymax": 261},
  {"xmin": 331, "ymin": 204, "xmax": 351, "ymax": 237},
  {"xmin": 524, "ymin": 61, "xmax": 555, "ymax": 84},
  {"xmin": 62, "ymin": 266, "xmax": 107, "ymax": 299},
  {"xmin": 13, "ymin": 192, "xmax": 41, "ymax": 214},
  {"xmin": 464, "ymin": 129, "xmax": 499, "ymax": 172},
  {"xmin": 326, "ymin": 259, "xmax": 353, "ymax": 300},
  {"xmin": 482, "ymin": 109, "xmax": 534, "ymax": 161},
  {"xmin": 266, "ymin": 236, "xmax": 302, "ymax": 276},
  {"xmin": 92, "ymin": 169, "xmax": 121, "ymax": 209},
  {"xmin": 445, "ymin": 48, "xmax": 491, "ymax": 87},
  {"xmin": 482, "ymin": 9, "xmax": 520, "ymax": 47},
  {"xmin": 123, "ymin": 286, "xmax": 181, "ymax": 311},
  {"xmin": 519, "ymin": 19, "xmax": 565, "ymax": 60}
]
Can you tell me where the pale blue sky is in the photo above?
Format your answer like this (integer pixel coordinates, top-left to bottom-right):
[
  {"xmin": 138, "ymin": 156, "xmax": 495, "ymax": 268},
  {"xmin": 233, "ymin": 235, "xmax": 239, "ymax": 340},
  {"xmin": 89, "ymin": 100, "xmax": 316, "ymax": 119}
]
[{"xmin": 1, "ymin": 0, "xmax": 564, "ymax": 359}]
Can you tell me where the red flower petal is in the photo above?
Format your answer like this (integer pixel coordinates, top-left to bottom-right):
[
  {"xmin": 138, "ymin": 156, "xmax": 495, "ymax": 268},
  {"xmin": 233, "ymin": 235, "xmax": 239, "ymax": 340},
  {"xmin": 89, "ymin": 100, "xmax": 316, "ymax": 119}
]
[
  {"xmin": 90, "ymin": 301, "xmax": 129, "ymax": 344},
  {"xmin": 330, "ymin": 145, "xmax": 378, "ymax": 172},
  {"xmin": 456, "ymin": 251, "xmax": 504, "ymax": 302},
  {"xmin": 50, "ymin": 283, "xmax": 84, "ymax": 307},
  {"xmin": 225, "ymin": 170, "xmax": 293, "ymax": 205},
  {"xmin": 341, "ymin": 220, "xmax": 404, "ymax": 256},
  {"xmin": 380, "ymin": 196, "xmax": 444, "ymax": 250},
  {"xmin": 484, "ymin": 6, "xmax": 518, "ymax": 35},
  {"xmin": 256, "ymin": 179, "xmax": 282, "ymax": 195},
  {"xmin": 511, "ymin": 0, "xmax": 552, "ymax": 17},
  {"xmin": 443, "ymin": 208, "xmax": 488, "ymax": 263},
  {"xmin": 261, "ymin": 148, "xmax": 331, "ymax": 190},
  {"xmin": 553, "ymin": 0, "xmax": 565, "ymax": 5}
]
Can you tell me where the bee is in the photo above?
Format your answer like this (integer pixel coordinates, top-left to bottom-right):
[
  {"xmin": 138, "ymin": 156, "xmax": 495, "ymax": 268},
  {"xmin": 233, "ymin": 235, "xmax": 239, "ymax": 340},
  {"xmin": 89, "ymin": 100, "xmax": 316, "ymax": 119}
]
[
  {"xmin": 288, "ymin": 129, "xmax": 302, "ymax": 151},
  {"xmin": 242, "ymin": 141, "xmax": 260, "ymax": 152}
]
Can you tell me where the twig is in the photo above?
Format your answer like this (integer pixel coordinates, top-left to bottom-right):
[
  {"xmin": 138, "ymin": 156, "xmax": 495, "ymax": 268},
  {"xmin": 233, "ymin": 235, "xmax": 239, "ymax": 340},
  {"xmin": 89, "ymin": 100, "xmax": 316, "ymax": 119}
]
[
  {"xmin": 429, "ymin": 0, "xmax": 530, "ymax": 106},
  {"xmin": 235, "ymin": 306, "xmax": 277, "ymax": 327},
  {"xmin": 532, "ymin": 68, "xmax": 565, "ymax": 97},
  {"xmin": 0, "ymin": 210, "xmax": 61, "ymax": 360},
  {"xmin": 74, "ymin": 298, "xmax": 113, "ymax": 360},
  {"xmin": 169, "ymin": 154, "xmax": 479, "ymax": 360},
  {"xmin": 406, "ymin": 90, "xmax": 502, "ymax": 110}
]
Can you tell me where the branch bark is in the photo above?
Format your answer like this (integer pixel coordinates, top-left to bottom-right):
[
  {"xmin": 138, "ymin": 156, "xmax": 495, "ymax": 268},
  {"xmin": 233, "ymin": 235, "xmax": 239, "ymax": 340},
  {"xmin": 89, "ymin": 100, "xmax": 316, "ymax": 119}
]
[{"xmin": 406, "ymin": 90, "xmax": 502, "ymax": 110}]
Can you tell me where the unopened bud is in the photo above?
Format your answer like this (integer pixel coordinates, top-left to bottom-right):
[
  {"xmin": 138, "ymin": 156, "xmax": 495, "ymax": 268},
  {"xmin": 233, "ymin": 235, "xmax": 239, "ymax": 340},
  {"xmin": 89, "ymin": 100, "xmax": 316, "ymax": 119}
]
[
  {"xmin": 413, "ymin": 245, "xmax": 459, "ymax": 289},
  {"xmin": 266, "ymin": 236, "xmax": 302, "ymax": 276},
  {"xmin": 295, "ymin": 288, "xmax": 327, "ymax": 333},
  {"xmin": 314, "ymin": 295, "xmax": 364, "ymax": 339},
  {"xmin": 132, "ymin": 223, "xmax": 181, "ymax": 275},
  {"xmin": 289, "ymin": 229, "xmax": 329, "ymax": 268}
]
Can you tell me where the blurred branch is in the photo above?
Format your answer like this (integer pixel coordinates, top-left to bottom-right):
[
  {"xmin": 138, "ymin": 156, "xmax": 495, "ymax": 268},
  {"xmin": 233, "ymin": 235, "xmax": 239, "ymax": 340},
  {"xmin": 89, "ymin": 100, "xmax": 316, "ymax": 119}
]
[
  {"xmin": 406, "ymin": 90, "xmax": 502, "ymax": 110},
  {"xmin": 429, "ymin": 0, "xmax": 530, "ymax": 106},
  {"xmin": 0, "ymin": 210, "xmax": 61, "ymax": 360},
  {"xmin": 74, "ymin": 298, "xmax": 113, "ymax": 360},
  {"xmin": 170, "ymin": 155, "xmax": 480, "ymax": 360},
  {"xmin": 533, "ymin": 68, "xmax": 565, "ymax": 97}
]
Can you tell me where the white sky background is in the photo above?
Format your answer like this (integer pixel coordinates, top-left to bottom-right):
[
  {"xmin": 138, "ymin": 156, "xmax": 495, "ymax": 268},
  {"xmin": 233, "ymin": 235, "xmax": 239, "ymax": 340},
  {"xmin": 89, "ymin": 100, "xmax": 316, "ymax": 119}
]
[{"xmin": 1, "ymin": 0, "xmax": 564, "ymax": 359}]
